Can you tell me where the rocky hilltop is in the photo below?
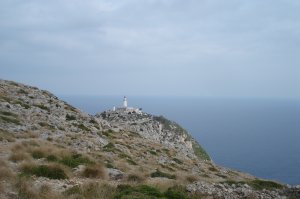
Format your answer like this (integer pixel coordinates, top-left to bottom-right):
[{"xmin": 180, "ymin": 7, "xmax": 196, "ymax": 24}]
[{"xmin": 0, "ymin": 79, "xmax": 299, "ymax": 199}]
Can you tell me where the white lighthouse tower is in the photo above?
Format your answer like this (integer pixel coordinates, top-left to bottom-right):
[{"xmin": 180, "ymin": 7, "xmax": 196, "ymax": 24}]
[{"xmin": 123, "ymin": 96, "xmax": 128, "ymax": 108}]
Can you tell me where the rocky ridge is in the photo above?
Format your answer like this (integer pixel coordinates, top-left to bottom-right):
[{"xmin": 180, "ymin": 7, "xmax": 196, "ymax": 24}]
[{"xmin": 1, "ymin": 79, "xmax": 299, "ymax": 199}]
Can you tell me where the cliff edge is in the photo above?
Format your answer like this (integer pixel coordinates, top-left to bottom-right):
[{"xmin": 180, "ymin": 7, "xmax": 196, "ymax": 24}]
[{"xmin": 0, "ymin": 79, "xmax": 299, "ymax": 199}]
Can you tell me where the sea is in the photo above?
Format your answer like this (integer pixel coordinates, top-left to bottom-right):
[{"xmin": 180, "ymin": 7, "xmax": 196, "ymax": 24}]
[{"xmin": 59, "ymin": 96, "xmax": 300, "ymax": 185}]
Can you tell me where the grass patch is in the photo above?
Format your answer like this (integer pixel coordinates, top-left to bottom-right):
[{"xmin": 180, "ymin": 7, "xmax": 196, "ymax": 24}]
[
  {"xmin": 150, "ymin": 169, "xmax": 176, "ymax": 179},
  {"xmin": 9, "ymin": 152, "xmax": 30, "ymax": 162},
  {"xmin": 13, "ymin": 100, "xmax": 31, "ymax": 109},
  {"xmin": 249, "ymin": 179, "xmax": 284, "ymax": 190},
  {"xmin": 0, "ymin": 129, "xmax": 15, "ymax": 142},
  {"xmin": 126, "ymin": 159, "xmax": 138, "ymax": 165},
  {"xmin": 0, "ymin": 111, "xmax": 18, "ymax": 117},
  {"xmin": 22, "ymin": 164, "xmax": 68, "ymax": 179},
  {"xmin": 38, "ymin": 122, "xmax": 55, "ymax": 130},
  {"xmin": 82, "ymin": 164, "xmax": 106, "ymax": 179},
  {"xmin": 118, "ymin": 153, "xmax": 137, "ymax": 165},
  {"xmin": 31, "ymin": 150, "xmax": 46, "ymax": 159},
  {"xmin": 0, "ymin": 115, "xmax": 20, "ymax": 125},
  {"xmin": 64, "ymin": 182, "xmax": 115, "ymax": 199},
  {"xmin": 76, "ymin": 123, "xmax": 90, "ymax": 131},
  {"xmin": 0, "ymin": 160, "xmax": 14, "ymax": 180},
  {"xmin": 103, "ymin": 142, "xmax": 115, "ymax": 152},
  {"xmin": 46, "ymin": 154, "xmax": 58, "ymax": 162},
  {"xmin": 222, "ymin": 179, "xmax": 284, "ymax": 190},
  {"xmin": 192, "ymin": 141, "xmax": 210, "ymax": 161},
  {"xmin": 160, "ymin": 164, "xmax": 175, "ymax": 172},
  {"xmin": 102, "ymin": 130, "xmax": 115, "ymax": 138},
  {"xmin": 64, "ymin": 104, "xmax": 77, "ymax": 112},
  {"xmin": 186, "ymin": 175, "xmax": 199, "ymax": 183},
  {"xmin": 34, "ymin": 104, "xmax": 50, "ymax": 112},
  {"xmin": 60, "ymin": 153, "xmax": 93, "ymax": 168},
  {"xmin": 115, "ymin": 184, "xmax": 162, "ymax": 199},
  {"xmin": 127, "ymin": 174, "xmax": 144, "ymax": 183},
  {"xmin": 114, "ymin": 184, "xmax": 199, "ymax": 199}
]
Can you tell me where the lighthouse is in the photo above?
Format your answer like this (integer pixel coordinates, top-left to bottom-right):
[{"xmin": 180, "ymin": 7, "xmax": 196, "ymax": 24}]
[{"xmin": 123, "ymin": 96, "xmax": 128, "ymax": 108}]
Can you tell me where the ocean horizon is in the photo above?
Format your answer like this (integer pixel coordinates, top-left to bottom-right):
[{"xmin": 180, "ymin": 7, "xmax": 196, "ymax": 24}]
[{"xmin": 60, "ymin": 95, "xmax": 300, "ymax": 185}]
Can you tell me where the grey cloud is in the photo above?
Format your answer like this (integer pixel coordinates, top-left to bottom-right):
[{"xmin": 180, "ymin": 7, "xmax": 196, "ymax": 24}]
[{"xmin": 0, "ymin": 0, "xmax": 299, "ymax": 97}]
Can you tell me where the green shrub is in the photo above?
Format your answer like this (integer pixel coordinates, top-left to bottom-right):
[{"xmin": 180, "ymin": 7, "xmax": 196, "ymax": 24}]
[
  {"xmin": 22, "ymin": 164, "xmax": 68, "ymax": 179},
  {"xmin": 60, "ymin": 153, "xmax": 93, "ymax": 168},
  {"xmin": 172, "ymin": 158, "xmax": 183, "ymax": 164},
  {"xmin": 18, "ymin": 89, "xmax": 28, "ymax": 94},
  {"xmin": 149, "ymin": 150, "xmax": 158, "ymax": 155},
  {"xmin": 89, "ymin": 119, "xmax": 97, "ymax": 124},
  {"xmin": 66, "ymin": 114, "xmax": 76, "ymax": 121},
  {"xmin": 150, "ymin": 169, "xmax": 176, "ymax": 179},
  {"xmin": 208, "ymin": 167, "xmax": 218, "ymax": 172}
]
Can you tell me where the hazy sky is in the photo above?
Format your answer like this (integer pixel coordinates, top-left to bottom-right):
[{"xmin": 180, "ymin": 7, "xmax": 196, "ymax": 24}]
[{"xmin": 1, "ymin": 0, "xmax": 300, "ymax": 98}]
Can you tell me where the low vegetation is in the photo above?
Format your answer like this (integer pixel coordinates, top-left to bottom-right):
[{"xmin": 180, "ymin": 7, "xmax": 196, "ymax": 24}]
[
  {"xmin": 103, "ymin": 142, "xmax": 116, "ymax": 152},
  {"xmin": 33, "ymin": 104, "xmax": 50, "ymax": 112},
  {"xmin": 114, "ymin": 184, "xmax": 200, "ymax": 199},
  {"xmin": 65, "ymin": 114, "xmax": 76, "ymax": 121},
  {"xmin": 0, "ymin": 114, "xmax": 21, "ymax": 125},
  {"xmin": 249, "ymin": 179, "xmax": 284, "ymax": 190},
  {"xmin": 127, "ymin": 174, "xmax": 145, "ymax": 183},
  {"xmin": 173, "ymin": 158, "xmax": 183, "ymax": 164},
  {"xmin": 9, "ymin": 152, "xmax": 31, "ymax": 162},
  {"xmin": 223, "ymin": 179, "xmax": 284, "ymax": 190},
  {"xmin": 82, "ymin": 164, "xmax": 106, "ymax": 179},
  {"xmin": 64, "ymin": 182, "xmax": 115, "ymax": 199},
  {"xmin": 150, "ymin": 169, "xmax": 176, "ymax": 179},
  {"xmin": 0, "ymin": 129, "xmax": 15, "ymax": 142},
  {"xmin": 21, "ymin": 164, "xmax": 68, "ymax": 179},
  {"xmin": 192, "ymin": 141, "xmax": 210, "ymax": 161},
  {"xmin": 59, "ymin": 153, "xmax": 93, "ymax": 168}
]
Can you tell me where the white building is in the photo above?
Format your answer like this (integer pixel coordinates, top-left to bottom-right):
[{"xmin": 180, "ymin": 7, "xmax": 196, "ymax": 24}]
[{"xmin": 114, "ymin": 96, "xmax": 142, "ymax": 114}]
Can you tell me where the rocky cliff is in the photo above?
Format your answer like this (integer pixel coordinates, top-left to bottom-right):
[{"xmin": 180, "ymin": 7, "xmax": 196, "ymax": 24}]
[{"xmin": 0, "ymin": 79, "xmax": 299, "ymax": 199}]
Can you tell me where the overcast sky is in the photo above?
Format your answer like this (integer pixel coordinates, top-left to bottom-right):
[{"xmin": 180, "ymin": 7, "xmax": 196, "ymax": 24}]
[{"xmin": 1, "ymin": 0, "xmax": 300, "ymax": 98}]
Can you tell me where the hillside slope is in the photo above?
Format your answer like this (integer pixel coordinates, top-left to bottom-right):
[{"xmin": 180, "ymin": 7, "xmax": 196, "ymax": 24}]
[{"xmin": 0, "ymin": 79, "xmax": 298, "ymax": 199}]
